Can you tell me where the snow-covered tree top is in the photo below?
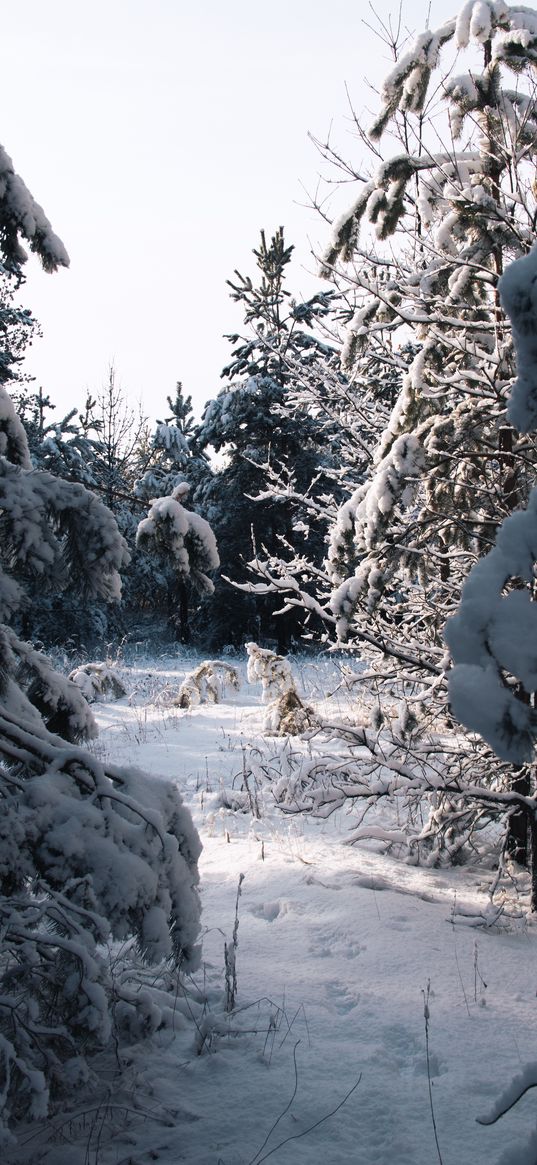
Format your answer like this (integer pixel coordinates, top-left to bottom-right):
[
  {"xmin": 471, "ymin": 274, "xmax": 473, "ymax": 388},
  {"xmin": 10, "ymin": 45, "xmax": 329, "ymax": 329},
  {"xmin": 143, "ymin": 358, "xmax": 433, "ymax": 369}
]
[
  {"xmin": 136, "ymin": 485, "xmax": 219, "ymax": 594},
  {"xmin": 372, "ymin": 2, "xmax": 537, "ymax": 140},
  {"xmin": 198, "ymin": 376, "xmax": 284, "ymax": 453},
  {"xmin": 321, "ymin": 1, "xmax": 537, "ymax": 278},
  {"xmin": 153, "ymin": 421, "xmax": 190, "ymax": 457}
]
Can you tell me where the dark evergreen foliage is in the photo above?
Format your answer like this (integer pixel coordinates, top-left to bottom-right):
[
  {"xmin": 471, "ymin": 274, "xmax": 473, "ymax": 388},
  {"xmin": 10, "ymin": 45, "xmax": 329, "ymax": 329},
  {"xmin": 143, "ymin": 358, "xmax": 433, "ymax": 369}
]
[{"xmin": 194, "ymin": 228, "xmax": 341, "ymax": 649}]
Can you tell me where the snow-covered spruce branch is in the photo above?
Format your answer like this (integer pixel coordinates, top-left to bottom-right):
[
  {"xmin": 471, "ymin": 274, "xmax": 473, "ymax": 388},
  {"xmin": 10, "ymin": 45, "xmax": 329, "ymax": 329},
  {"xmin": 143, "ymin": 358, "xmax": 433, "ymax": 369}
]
[
  {"xmin": 0, "ymin": 455, "xmax": 130, "ymax": 610},
  {"xmin": 0, "ymin": 142, "xmax": 69, "ymax": 274}
]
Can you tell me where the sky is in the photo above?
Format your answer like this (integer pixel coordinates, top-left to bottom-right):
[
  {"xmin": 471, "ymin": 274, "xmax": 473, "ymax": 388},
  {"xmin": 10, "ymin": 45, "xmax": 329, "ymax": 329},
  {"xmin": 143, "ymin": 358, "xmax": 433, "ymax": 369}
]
[{"xmin": 3, "ymin": 0, "xmax": 455, "ymax": 425}]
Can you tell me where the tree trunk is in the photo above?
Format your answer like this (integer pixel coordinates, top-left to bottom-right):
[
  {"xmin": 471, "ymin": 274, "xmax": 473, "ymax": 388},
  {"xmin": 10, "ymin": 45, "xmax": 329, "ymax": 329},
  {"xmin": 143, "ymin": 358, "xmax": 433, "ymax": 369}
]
[
  {"xmin": 177, "ymin": 578, "xmax": 190, "ymax": 644},
  {"xmin": 168, "ymin": 578, "xmax": 190, "ymax": 644},
  {"xmin": 506, "ymin": 769, "xmax": 531, "ymax": 865},
  {"xmin": 527, "ymin": 793, "xmax": 537, "ymax": 913}
]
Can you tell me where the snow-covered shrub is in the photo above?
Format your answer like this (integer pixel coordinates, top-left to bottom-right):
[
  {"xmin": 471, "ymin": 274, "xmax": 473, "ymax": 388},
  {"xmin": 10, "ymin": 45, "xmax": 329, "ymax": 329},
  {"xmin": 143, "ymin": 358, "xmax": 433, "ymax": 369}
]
[
  {"xmin": 264, "ymin": 688, "xmax": 318, "ymax": 737},
  {"xmin": 69, "ymin": 661, "xmax": 127, "ymax": 703},
  {"xmin": 175, "ymin": 659, "xmax": 240, "ymax": 708},
  {"xmin": 245, "ymin": 642, "xmax": 294, "ymax": 701},
  {"xmin": 246, "ymin": 643, "xmax": 316, "ymax": 736}
]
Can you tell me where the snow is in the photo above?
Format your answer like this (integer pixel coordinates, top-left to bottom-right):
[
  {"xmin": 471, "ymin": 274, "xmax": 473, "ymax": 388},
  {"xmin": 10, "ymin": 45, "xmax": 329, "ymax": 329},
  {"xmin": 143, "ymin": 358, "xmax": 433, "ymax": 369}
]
[
  {"xmin": 499, "ymin": 244, "xmax": 537, "ymax": 433},
  {"xmin": 445, "ymin": 486, "xmax": 537, "ymax": 761},
  {"xmin": 10, "ymin": 649, "xmax": 537, "ymax": 1164},
  {"xmin": 470, "ymin": 0, "xmax": 493, "ymax": 42}
]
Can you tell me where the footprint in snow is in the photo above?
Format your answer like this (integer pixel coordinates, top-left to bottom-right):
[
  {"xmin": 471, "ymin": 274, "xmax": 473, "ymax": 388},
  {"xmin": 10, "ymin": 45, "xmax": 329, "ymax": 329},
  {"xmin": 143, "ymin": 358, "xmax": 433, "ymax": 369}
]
[
  {"xmin": 378, "ymin": 1022, "xmax": 447, "ymax": 1077},
  {"xmin": 388, "ymin": 914, "xmax": 412, "ymax": 932},
  {"xmin": 323, "ymin": 978, "xmax": 360, "ymax": 1014},
  {"xmin": 249, "ymin": 899, "xmax": 300, "ymax": 922},
  {"xmin": 310, "ymin": 927, "xmax": 364, "ymax": 959}
]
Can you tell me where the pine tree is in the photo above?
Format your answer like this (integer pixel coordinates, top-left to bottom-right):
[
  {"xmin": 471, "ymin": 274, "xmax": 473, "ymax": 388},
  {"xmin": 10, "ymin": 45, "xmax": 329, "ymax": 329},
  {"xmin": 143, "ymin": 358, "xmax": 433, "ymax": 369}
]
[
  {"xmin": 123, "ymin": 383, "xmax": 213, "ymax": 632},
  {"xmin": 136, "ymin": 381, "xmax": 210, "ymax": 504}
]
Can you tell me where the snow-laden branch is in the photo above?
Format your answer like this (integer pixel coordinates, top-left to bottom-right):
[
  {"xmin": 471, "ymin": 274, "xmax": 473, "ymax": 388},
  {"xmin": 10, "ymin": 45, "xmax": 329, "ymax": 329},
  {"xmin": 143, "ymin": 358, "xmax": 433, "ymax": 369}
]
[{"xmin": 0, "ymin": 142, "xmax": 69, "ymax": 273}]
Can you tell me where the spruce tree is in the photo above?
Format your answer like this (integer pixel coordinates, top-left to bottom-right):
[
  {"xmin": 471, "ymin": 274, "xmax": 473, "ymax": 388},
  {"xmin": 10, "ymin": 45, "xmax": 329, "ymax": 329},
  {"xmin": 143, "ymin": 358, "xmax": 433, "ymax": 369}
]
[
  {"xmin": 195, "ymin": 228, "xmax": 340, "ymax": 649},
  {"xmin": 136, "ymin": 482, "xmax": 219, "ymax": 643}
]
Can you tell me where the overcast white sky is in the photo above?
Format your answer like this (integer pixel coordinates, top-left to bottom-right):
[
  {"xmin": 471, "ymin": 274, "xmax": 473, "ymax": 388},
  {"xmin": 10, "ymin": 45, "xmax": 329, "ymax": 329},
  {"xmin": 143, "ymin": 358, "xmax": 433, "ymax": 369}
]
[{"xmin": 3, "ymin": 0, "xmax": 454, "ymax": 423}]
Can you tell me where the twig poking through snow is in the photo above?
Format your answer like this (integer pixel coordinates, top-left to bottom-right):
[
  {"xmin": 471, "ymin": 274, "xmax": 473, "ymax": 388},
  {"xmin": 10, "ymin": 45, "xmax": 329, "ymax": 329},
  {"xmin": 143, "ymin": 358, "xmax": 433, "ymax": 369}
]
[
  {"xmin": 423, "ymin": 980, "xmax": 444, "ymax": 1165},
  {"xmin": 247, "ymin": 1039, "xmax": 362, "ymax": 1165}
]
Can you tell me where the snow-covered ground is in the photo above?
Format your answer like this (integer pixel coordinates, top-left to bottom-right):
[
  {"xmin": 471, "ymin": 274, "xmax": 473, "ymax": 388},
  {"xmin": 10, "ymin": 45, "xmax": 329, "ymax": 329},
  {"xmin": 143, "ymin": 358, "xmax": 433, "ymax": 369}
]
[{"xmin": 12, "ymin": 652, "xmax": 537, "ymax": 1165}]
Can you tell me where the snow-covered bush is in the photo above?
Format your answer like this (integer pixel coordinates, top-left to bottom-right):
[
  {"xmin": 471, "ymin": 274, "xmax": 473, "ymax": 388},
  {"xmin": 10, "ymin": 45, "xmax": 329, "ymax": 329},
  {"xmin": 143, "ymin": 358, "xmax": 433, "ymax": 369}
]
[
  {"xmin": 69, "ymin": 661, "xmax": 127, "ymax": 703},
  {"xmin": 264, "ymin": 687, "xmax": 318, "ymax": 737},
  {"xmin": 175, "ymin": 659, "xmax": 241, "ymax": 708},
  {"xmin": 0, "ymin": 740, "xmax": 201, "ymax": 1141},
  {"xmin": 245, "ymin": 642, "xmax": 295, "ymax": 702},
  {"xmin": 246, "ymin": 642, "xmax": 316, "ymax": 736}
]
